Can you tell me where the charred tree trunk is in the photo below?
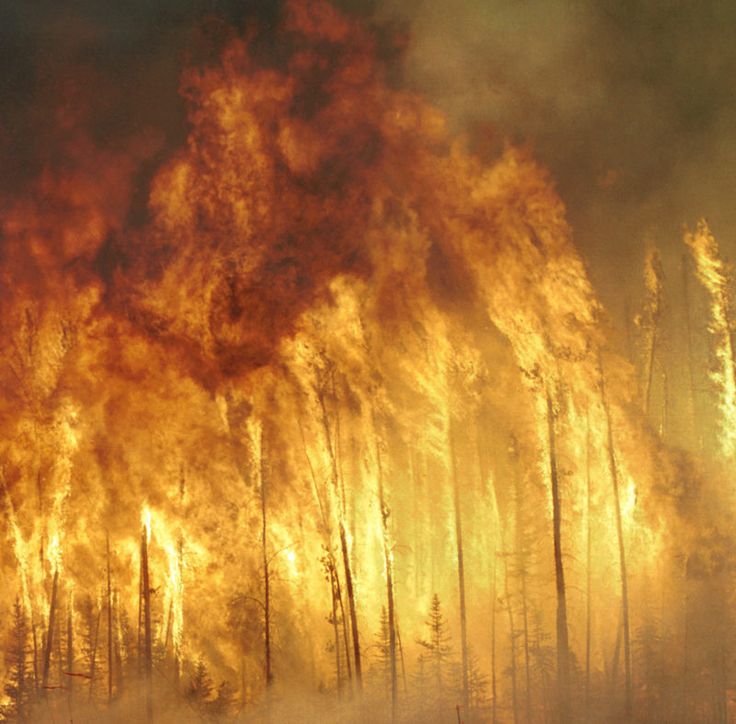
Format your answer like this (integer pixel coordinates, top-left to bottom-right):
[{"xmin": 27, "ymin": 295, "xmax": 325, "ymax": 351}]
[
  {"xmin": 491, "ymin": 558, "xmax": 498, "ymax": 724},
  {"xmin": 449, "ymin": 422, "xmax": 470, "ymax": 718},
  {"xmin": 140, "ymin": 525, "xmax": 153, "ymax": 723},
  {"xmin": 32, "ymin": 619, "xmax": 39, "ymax": 696},
  {"xmin": 106, "ymin": 533, "xmax": 113, "ymax": 704},
  {"xmin": 504, "ymin": 557, "xmax": 520, "ymax": 724},
  {"xmin": 585, "ymin": 416, "xmax": 592, "ymax": 717},
  {"xmin": 375, "ymin": 435, "xmax": 398, "ymax": 721},
  {"xmin": 174, "ymin": 536, "xmax": 183, "ymax": 691},
  {"xmin": 545, "ymin": 392, "xmax": 571, "ymax": 721},
  {"xmin": 316, "ymin": 387, "xmax": 362, "ymax": 690},
  {"xmin": 66, "ymin": 594, "xmax": 74, "ymax": 716},
  {"xmin": 512, "ymin": 459, "xmax": 532, "ymax": 724},
  {"xmin": 599, "ymin": 365, "xmax": 633, "ymax": 719},
  {"xmin": 41, "ymin": 567, "xmax": 59, "ymax": 693},
  {"xmin": 396, "ymin": 619, "xmax": 408, "ymax": 695},
  {"xmin": 113, "ymin": 591, "xmax": 124, "ymax": 696},
  {"xmin": 333, "ymin": 559, "xmax": 352, "ymax": 686},
  {"xmin": 89, "ymin": 602, "xmax": 102, "ymax": 702},
  {"xmin": 335, "ymin": 485, "xmax": 361, "ymax": 686},
  {"xmin": 328, "ymin": 561, "xmax": 342, "ymax": 692},
  {"xmin": 259, "ymin": 428, "xmax": 273, "ymax": 689},
  {"xmin": 163, "ymin": 600, "xmax": 173, "ymax": 659},
  {"xmin": 300, "ymin": 419, "xmax": 353, "ymax": 688}
]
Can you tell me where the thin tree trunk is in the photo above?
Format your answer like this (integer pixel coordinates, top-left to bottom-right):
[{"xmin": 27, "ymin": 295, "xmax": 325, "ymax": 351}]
[
  {"xmin": 140, "ymin": 525, "xmax": 153, "ymax": 723},
  {"xmin": 334, "ymin": 562, "xmax": 352, "ymax": 687},
  {"xmin": 585, "ymin": 415, "xmax": 592, "ymax": 717},
  {"xmin": 174, "ymin": 536, "xmax": 183, "ymax": 691},
  {"xmin": 514, "ymin": 467, "xmax": 532, "ymax": 723},
  {"xmin": 89, "ymin": 603, "xmax": 102, "ymax": 701},
  {"xmin": 67, "ymin": 594, "xmax": 74, "ymax": 712},
  {"xmin": 545, "ymin": 391, "xmax": 571, "ymax": 721},
  {"xmin": 316, "ymin": 386, "xmax": 362, "ymax": 690},
  {"xmin": 17, "ymin": 604, "xmax": 26, "ymax": 721},
  {"xmin": 449, "ymin": 422, "xmax": 470, "ymax": 718},
  {"xmin": 32, "ymin": 619, "xmax": 39, "ymax": 695},
  {"xmin": 491, "ymin": 558, "xmax": 498, "ymax": 724},
  {"xmin": 396, "ymin": 619, "xmax": 408, "ymax": 695},
  {"xmin": 163, "ymin": 600, "xmax": 173, "ymax": 659},
  {"xmin": 681, "ymin": 558, "xmax": 689, "ymax": 719},
  {"xmin": 259, "ymin": 427, "xmax": 273, "ymax": 688},
  {"xmin": 644, "ymin": 317, "xmax": 658, "ymax": 417},
  {"xmin": 41, "ymin": 568, "xmax": 59, "ymax": 692},
  {"xmin": 504, "ymin": 557, "xmax": 519, "ymax": 724},
  {"xmin": 113, "ymin": 591, "xmax": 123, "ymax": 696},
  {"xmin": 598, "ymin": 362, "xmax": 633, "ymax": 718},
  {"xmin": 375, "ymin": 434, "xmax": 398, "ymax": 721},
  {"xmin": 299, "ymin": 417, "xmax": 353, "ymax": 687},
  {"xmin": 106, "ymin": 532, "xmax": 113, "ymax": 704},
  {"xmin": 137, "ymin": 555, "xmax": 143, "ymax": 678},
  {"xmin": 328, "ymin": 563, "xmax": 342, "ymax": 693}
]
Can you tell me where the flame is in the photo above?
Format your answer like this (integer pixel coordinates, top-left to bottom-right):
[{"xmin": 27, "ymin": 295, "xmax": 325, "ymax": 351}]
[
  {"xmin": 685, "ymin": 221, "xmax": 736, "ymax": 458},
  {"xmin": 141, "ymin": 505, "xmax": 152, "ymax": 545},
  {"xmin": 0, "ymin": 2, "xmax": 728, "ymax": 721},
  {"xmin": 47, "ymin": 532, "xmax": 62, "ymax": 574}
]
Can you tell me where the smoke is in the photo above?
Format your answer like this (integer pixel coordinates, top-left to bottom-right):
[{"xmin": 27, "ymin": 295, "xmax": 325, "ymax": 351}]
[
  {"xmin": 1, "ymin": 2, "xmax": 735, "ymax": 721},
  {"xmin": 374, "ymin": 0, "xmax": 736, "ymax": 314}
]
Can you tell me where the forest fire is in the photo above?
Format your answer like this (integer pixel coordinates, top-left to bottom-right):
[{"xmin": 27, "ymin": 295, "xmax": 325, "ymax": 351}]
[{"xmin": 0, "ymin": 1, "xmax": 735, "ymax": 722}]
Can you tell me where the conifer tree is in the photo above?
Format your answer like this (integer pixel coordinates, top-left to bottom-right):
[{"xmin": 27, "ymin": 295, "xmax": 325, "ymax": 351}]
[
  {"xmin": 2, "ymin": 598, "xmax": 30, "ymax": 722},
  {"xmin": 185, "ymin": 659, "xmax": 214, "ymax": 710},
  {"xmin": 373, "ymin": 606, "xmax": 392, "ymax": 695},
  {"xmin": 417, "ymin": 594, "xmax": 454, "ymax": 712}
]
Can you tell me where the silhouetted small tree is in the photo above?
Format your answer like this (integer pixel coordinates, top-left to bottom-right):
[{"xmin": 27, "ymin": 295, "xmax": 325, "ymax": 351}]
[
  {"xmin": 2, "ymin": 598, "xmax": 30, "ymax": 721},
  {"xmin": 186, "ymin": 659, "xmax": 214, "ymax": 710},
  {"xmin": 416, "ymin": 594, "xmax": 455, "ymax": 715},
  {"xmin": 372, "ymin": 606, "xmax": 392, "ymax": 695}
]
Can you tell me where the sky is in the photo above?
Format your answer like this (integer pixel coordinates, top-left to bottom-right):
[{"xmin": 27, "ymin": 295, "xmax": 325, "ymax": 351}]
[{"xmin": 1, "ymin": 0, "xmax": 735, "ymax": 317}]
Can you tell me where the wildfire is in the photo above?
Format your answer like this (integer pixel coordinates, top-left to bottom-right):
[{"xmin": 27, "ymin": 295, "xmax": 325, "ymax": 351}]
[{"xmin": 0, "ymin": 2, "xmax": 732, "ymax": 723}]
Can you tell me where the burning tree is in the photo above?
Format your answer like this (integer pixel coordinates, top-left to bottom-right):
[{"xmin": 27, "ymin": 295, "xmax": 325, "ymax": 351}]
[{"xmin": 0, "ymin": 2, "xmax": 732, "ymax": 723}]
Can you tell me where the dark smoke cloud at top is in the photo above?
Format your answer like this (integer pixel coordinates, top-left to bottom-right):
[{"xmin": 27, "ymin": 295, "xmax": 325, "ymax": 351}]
[
  {"xmin": 375, "ymin": 0, "xmax": 736, "ymax": 317},
  {"xmin": 2, "ymin": 0, "xmax": 735, "ymax": 322}
]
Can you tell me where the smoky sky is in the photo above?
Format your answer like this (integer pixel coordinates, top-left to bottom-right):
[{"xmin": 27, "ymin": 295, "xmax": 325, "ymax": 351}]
[
  {"xmin": 378, "ymin": 0, "xmax": 736, "ymax": 316},
  {"xmin": 2, "ymin": 0, "xmax": 735, "ymax": 317}
]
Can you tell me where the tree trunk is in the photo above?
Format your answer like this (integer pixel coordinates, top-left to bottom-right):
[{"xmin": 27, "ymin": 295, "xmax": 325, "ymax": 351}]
[
  {"xmin": 598, "ymin": 365, "xmax": 633, "ymax": 718},
  {"xmin": 89, "ymin": 603, "xmax": 101, "ymax": 701},
  {"xmin": 316, "ymin": 386, "xmax": 362, "ymax": 690},
  {"xmin": 259, "ymin": 427, "xmax": 273, "ymax": 689},
  {"xmin": 140, "ymin": 525, "xmax": 153, "ymax": 723},
  {"xmin": 67, "ymin": 594, "xmax": 74, "ymax": 711},
  {"xmin": 491, "ymin": 558, "xmax": 498, "ymax": 724},
  {"xmin": 41, "ymin": 567, "xmax": 58, "ymax": 693},
  {"xmin": 32, "ymin": 619, "xmax": 39, "ymax": 695},
  {"xmin": 328, "ymin": 562, "xmax": 342, "ymax": 693},
  {"xmin": 106, "ymin": 532, "xmax": 113, "ymax": 704},
  {"xmin": 375, "ymin": 434, "xmax": 398, "ymax": 721},
  {"xmin": 514, "ymin": 465, "xmax": 532, "ymax": 723},
  {"xmin": 449, "ymin": 422, "xmax": 470, "ymax": 718},
  {"xmin": 585, "ymin": 415, "xmax": 592, "ymax": 718},
  {"xmin": 504, "ymin": 557, "xmax": 520, "ymax": 724},
  {"xmin": 545, "ymin": 391, "xmax": 571, "ymax": 721}
]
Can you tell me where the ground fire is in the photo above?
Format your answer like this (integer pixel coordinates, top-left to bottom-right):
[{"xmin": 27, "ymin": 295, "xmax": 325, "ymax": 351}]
[{"xmin": 0, "ymin": 2, "xmax": 734, "ymax": 723}]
